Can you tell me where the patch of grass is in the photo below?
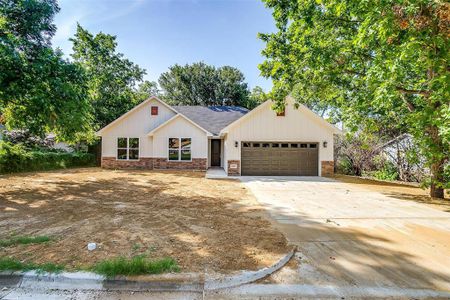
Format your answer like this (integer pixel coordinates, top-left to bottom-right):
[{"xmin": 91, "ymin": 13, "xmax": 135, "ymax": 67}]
[
  {"xmin": 132, "ymin": 243, "xmax": 141, "ymax": 251},
  {"xmin": 0, "ymin": 257, "xmax": 64, "ymax": 273},
  {"xmin": 92, "ymin": 255, "xmax": 179, "ymax": 277},
  {"xmin": 0, "ymin": 235, "xmax": 51, "ymax": 247}
]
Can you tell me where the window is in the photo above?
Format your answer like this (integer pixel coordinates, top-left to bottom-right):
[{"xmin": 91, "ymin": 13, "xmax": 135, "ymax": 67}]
[
  {"xmin": 262, "ymin": 143, "xmax": 270, "ymax": 148},
  {"xmin": 168, "ymin": 138, "xmax": 191, "ymax": 161},
  {"xmin": 253, "ymin": 143, "xmax": 260, "ymax": 147},
  {"xmin": 281, "ymin": 143, "xmax": 289, "ymax": 148},
  {"xmin": 151, "ymin": 106, "xmax": 158, "ymax": 115},
  {"xmin": 309, "ymin": 143, "xmax": 317, "ymax": 148},
  {"xmin": 290, "ymin": 143, "xmax": 298, "ymax": 148},
  {"xmin": 272, "ymin": 143, "xmax": 279, "ymax": 148},
  {"xmin": 117, "ymin": 138, "xmax": 139, "ymax": 160},
  {"xmin": 242, "ymin": 142, "xmax": 251, "ymax": 148}
]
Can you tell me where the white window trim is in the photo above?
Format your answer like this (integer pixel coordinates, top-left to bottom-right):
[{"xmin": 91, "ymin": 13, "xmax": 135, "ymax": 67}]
[
  {"xmin": 168, "ymin": 137, "xmax": 192, "ymax": 162},
  {"xmin": 116, "ymin": 137, "xmax": 140, "ymax": 161}
]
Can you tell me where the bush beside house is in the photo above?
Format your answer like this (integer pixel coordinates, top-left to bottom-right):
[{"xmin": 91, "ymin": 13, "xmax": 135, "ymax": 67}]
[{"xmin": 0, "ymin": 141, "xmax": 95, "ymax": 174}]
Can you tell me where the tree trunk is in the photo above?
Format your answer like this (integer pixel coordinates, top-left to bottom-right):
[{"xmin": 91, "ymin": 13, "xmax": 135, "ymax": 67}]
[
  {"xmin": 430, "ymin": 159, "xmax": 445, "ymax": 199},
  {"xmin": 428, "ymin": 124, "xmax": 446, "ymax": 199}
]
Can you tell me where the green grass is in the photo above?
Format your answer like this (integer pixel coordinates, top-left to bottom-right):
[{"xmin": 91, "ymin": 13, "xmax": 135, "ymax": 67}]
[
  {"xmin": 0, "ymin": 235, "xmax": 51, "ymax": 247},
  {"xmin": 92, "ymin": 255, "xmax": 179, "ymax": 277},
  {"xmin": 0, "ymin": 257, "xmax": 64, "ymax": 273}
]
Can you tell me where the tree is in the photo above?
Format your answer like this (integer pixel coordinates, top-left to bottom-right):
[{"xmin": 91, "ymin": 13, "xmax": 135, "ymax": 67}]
[
  {"xmin": 0, "ymin": 0, "xmax": 91, "ymax": 142},
  {"xmin": 137, "ymin": 80, "xmax": 161, "ymax": 100},
  {"xmin": 70, "ymin": 25, "xmax": 146, "ymax": 129},
  {"xmin": 247, "ymin": 86, "xmax": 269, "ymax": 109},
  {"xmin": 158, "ymin": 62, "xmax": 250, "ymax": 107},
  {"xmin": 259, "ymin": 0, "xmax": 449, "ymax": 198}
]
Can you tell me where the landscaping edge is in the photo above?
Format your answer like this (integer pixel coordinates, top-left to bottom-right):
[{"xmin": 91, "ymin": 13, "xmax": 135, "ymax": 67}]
[{"xmin": 0, "ymin": 248, "xmax": 296, "ymax": 292}]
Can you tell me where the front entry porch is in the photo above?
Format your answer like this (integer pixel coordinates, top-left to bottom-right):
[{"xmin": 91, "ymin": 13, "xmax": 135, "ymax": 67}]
[{"xmin": 205, "ymin": 167, "xmax": 228, "ymax": 179}]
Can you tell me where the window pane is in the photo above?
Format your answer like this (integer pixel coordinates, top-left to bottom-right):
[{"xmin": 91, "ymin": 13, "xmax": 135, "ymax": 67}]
[
  {"xmin": 118, "ymin": 138, "xmax": 127, "ymax": 148},
  {"xmin": 272, "ymin": 143, "xmax": 279, "ymax": 148},
  {"xmin": 309, "ymin": 144, "xmax": 317, "ymax": 148},
  {"xmin": 262, "ymin": 143, "xmax": 270, "ymax": 148},
  {"xmin": 169, "ymin": 149, "xmax": 179, "ymax": 160},
  {"xmin": 281, "ymin": 143, "xmax": 289, "ymax": 148},
  {"xmin": 129, "ymin": 149, "xmax": 139, "ymax": 160},
  {"xmin": 253, "ymin": 143, "xmax": 260, "ymax": 147},
  {"xmin": 291, "ymin": 143, "xmax": 298, "ymax": 148},
  {"xmin": 129, "ymin": 138, "xmax": 139, "ymax": 148},
  {"xmin": 117, "ymin": 149, "xmax": 127, "ymax": 160},
  {"xmin": 169, "ymin": 138, "xmax": 179, "ymax": 148},
  {"xmin": 181, "ymin": 149, "xmax": 191, "ymax": 161},
  {"xmin": 300, "ymin": 143, "xmax": 308, "ymax": 148},
  {"xmin": 181, "ymin": 138, "xmax": 191, "ymax": 148}
]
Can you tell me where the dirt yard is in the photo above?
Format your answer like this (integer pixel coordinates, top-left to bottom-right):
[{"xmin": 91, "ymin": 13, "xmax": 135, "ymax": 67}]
[
  {"xmin": 334, "ymin": 174, "xmax": 450, "ymax": 211},
  {"xmin": 0, "ymin": 168, "xmax": 289, "ymax": 273}
]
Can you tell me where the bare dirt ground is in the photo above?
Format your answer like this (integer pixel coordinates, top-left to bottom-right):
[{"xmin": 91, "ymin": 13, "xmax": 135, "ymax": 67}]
[
  {"xmin": 0, "ymin": 168, "xmax": 289, "ymax": 273},
  {"xmin": 334, "ymin": 174, "xmax": 450, "ymax": 212}
]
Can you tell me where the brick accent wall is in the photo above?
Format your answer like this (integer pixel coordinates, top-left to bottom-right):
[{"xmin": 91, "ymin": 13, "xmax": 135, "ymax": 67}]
[
  {"xmin": 227, "ymin": 160, "xmax": 240, "ymax": 176},
  {"xmin": 153, "ymin": 158, "xmax": 207, "ymax": 170},
  {"xmin": 321, "ymin": 161, "xmax": 334, "ymax": 177},
  {"xmin": 101, "ymin": 157, "xmax": 153, "ymax": 169}
]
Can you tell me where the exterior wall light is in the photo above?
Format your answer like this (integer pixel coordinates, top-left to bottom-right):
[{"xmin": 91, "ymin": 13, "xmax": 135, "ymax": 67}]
[
  {"xmin": 323, "ymin": 141, "xmax": 328, "ymax": 148},
  {"xmin": 235, "ymin": 141, "xmax": 239, "ymax": 147}
]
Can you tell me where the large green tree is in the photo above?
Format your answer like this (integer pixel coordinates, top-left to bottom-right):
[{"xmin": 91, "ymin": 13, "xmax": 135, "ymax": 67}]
[
  {"xmin": 0, "ymin": 0, "xmax": 91, "ymax": 142},
  {"xmin": 259, "ymin": 0, "xmax": 449, "ymax": 198},
  {"xmin": 70, "ymin": 25, "xmax": 146, "ymax": 129},
  {"xmin": 158, "ymin": 62, "xmax": 250, "ymax": 107}
]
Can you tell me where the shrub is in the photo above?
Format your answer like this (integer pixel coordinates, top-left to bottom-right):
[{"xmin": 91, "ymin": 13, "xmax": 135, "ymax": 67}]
[
  {"xmin": 0, "ymin": 141, "xmax": 95, "ymax": 173},
  {"xmin": 336, "ymin": 157, "xmax": 355, "ymax": 175},
  {"xmin": 371, "ymin": 162, "xmax": 399, "ymax": 181}
]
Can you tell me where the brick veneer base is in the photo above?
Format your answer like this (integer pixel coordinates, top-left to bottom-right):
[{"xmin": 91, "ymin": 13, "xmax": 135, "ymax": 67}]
[
  {"xmin": 153, "ymin": 158, "xmax": 207, "ymax": 170},
  {"xmin": 101, "ymin": 157, "xmax": 207, "ymax": 170},
  {"xmin": 101, "ymin": 157, "xmax": 153, "ymax": 169},
  {"xmin": 227, "ymin": 160, "xmax": 241, "ymax": 175},
  {"xmin": 321, "ymin": 161, "xmax": 334, "ymax": 177}
]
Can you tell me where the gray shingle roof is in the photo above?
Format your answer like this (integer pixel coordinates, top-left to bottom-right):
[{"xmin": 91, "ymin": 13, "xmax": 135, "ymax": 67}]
[{"xmin": 171, "ymin": 106, "xmax": 249, "ymax": 135}]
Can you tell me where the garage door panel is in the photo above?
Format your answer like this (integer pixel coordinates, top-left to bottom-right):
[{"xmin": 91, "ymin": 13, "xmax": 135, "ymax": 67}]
[{"xmin": 241, "ymin": 142, "xmax": 318, "ymax": 176}]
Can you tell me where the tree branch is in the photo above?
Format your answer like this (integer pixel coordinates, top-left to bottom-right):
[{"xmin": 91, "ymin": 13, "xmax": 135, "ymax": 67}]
[{"xmin": 396, "ymin": 87, "xmax": 430, "ymax": 96}]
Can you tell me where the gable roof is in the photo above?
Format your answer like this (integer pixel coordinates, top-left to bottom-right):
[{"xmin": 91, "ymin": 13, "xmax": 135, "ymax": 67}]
[
  {"xmin": 96, "ymin": 96, "xmax": 177, "ymax": 135},
  {"xmin": 171, "ymin": 105, "xmax": 249, "ymax": 135},
  {"xmin": 147, "ymin": 114, "xmax": 212, "ymax": 136},
  {"xmin": 220, "ymin": 96, "xmax": 342, "ymax": 135}
]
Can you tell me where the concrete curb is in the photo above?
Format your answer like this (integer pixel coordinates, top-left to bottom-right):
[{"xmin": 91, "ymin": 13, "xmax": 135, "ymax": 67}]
[
  {"xmin": 204, "ymin": 248, "xmax": 296, "ymax": 290},
  {"xmin": 0, "ymin": 271, "xmax": 202, "ymax": 292},
  {"xmin": 0, "ymin": 249, "xmax": 295, "ymax": 292}
]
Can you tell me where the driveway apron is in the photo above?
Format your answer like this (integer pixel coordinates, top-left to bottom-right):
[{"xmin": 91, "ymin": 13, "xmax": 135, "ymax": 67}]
[{"xmin": 240, "ymin": 176, "xmax": 450, "ymax": 292}]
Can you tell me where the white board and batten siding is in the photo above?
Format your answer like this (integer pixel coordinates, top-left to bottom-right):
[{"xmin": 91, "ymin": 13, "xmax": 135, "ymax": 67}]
[
  {"xmin": 100, "ymin": 99, "xmax": 176, "ymax": 158},
  {"xmin": 152, "ymin": 116, "xmax": 209, "ymax": 159},
  {"xmin": 223, "ymin": 99, "xmax": 337, "ymax": 175}
]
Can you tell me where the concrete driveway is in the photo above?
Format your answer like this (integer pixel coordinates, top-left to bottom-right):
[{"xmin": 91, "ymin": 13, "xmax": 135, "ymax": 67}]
[{"xmin": 240, "ymin": 176, "xmax": 450, "ymax": 295}]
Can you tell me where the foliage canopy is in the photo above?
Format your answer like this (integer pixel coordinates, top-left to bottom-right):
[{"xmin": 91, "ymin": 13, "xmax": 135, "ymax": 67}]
[
  {"xmin": 158, "ymin": 62, "xmax": 251, "ymax": 107},
  {"xmin": 0, "ymin": 0, "xmax": 91, "ymax": 142},
  {"xmin": 259, "ymin": 0, "xmax": 449, "ymax": 197}
]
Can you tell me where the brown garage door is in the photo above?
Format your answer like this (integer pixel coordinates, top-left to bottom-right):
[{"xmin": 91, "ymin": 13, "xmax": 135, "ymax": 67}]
[{"xmin": 241, "ymin": 142, "xmax": 319, "ymax": 176}]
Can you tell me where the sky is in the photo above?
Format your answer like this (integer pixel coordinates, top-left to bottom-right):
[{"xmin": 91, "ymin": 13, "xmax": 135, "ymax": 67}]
[{"xmin": 53, "ymin": 0, "xmax": 276, "ymax": 91}]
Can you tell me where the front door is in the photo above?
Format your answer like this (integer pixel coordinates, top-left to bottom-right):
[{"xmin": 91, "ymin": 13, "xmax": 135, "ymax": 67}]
[{"xmin": 211, "ymin": 140, "xmax": 221, "ymax": 167}]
